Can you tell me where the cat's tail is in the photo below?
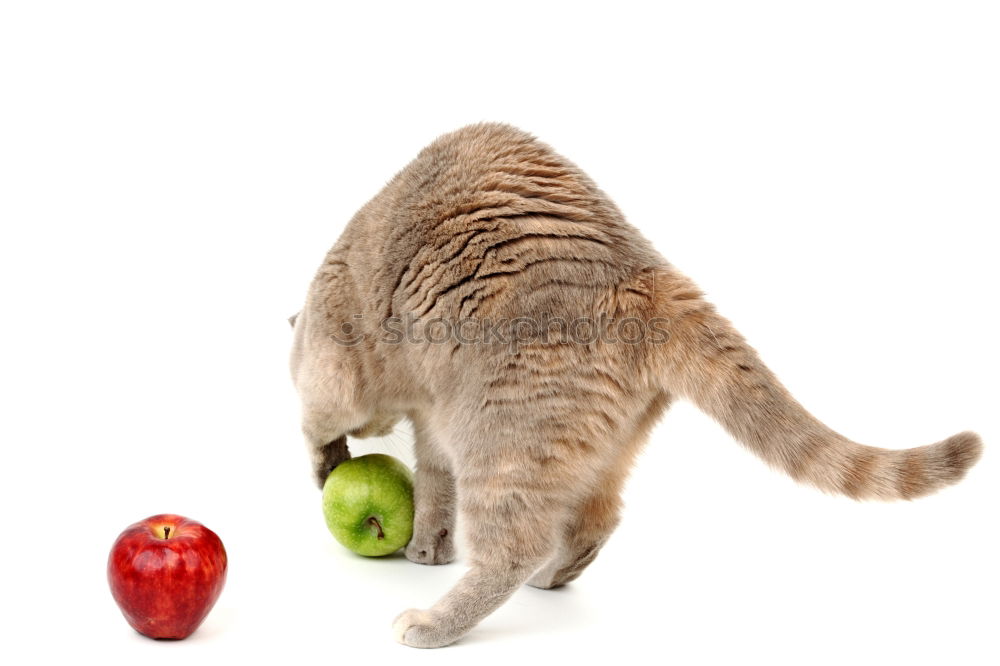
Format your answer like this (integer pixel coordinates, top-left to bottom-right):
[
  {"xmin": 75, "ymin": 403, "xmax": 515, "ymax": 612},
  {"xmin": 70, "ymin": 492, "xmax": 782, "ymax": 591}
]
[{"xmin": 649, "ymin": 267, "xmax": 982, "ymax": 500}]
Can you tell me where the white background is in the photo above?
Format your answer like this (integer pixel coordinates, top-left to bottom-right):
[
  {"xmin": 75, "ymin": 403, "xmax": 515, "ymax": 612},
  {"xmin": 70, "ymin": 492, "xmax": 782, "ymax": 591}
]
[{"xmin": 1, "ymin": 2, "xmax": 997, "ymax": 664}]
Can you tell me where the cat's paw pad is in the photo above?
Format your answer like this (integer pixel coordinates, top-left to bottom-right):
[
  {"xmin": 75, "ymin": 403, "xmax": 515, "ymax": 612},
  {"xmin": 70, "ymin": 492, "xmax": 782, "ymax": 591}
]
[
  {"xmin": 392, "ymin": 608, "xmax": 452, "ymax": 648},
  {"xmin": 405, "ymin": 527, "xmax": 455, "ymax": 565}
]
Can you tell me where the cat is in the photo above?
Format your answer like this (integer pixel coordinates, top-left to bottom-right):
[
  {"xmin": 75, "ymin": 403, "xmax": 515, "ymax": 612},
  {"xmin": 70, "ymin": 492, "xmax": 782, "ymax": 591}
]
[{"xmin": 288, "ymin": 122, "xmax": 982, "ymax": 648}]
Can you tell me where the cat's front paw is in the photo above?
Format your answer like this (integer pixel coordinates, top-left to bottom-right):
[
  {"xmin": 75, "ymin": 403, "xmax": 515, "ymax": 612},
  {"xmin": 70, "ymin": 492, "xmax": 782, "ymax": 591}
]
[
  {"xmin": 405, "ymin": 527, "xmax": 454, "ymax": 565},
  {"xmin": 312, "ymin": 436, "xmax": 350, "ymax": 489},
  {"xmin": 392, "ymin": 608, "xmax": 455, "ymax": 648}
]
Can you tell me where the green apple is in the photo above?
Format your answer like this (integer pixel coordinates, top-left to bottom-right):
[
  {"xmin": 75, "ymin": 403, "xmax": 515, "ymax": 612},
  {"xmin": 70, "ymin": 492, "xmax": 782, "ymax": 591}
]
[{"xmin": 321, "ymin": 453, "xmax": 415, "ymax": 557}]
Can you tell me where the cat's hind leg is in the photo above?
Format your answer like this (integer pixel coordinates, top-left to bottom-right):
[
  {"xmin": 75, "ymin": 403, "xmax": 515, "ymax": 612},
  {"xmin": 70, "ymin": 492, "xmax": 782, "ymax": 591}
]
[
  {"xmin": 524, "ymin": 488, "xmax": 619, "ymax": 590},
  {"xmin": 527, "ymin": 389, "xmax": 672, "ymax": 589},
  {"xmin": 393, "ymin": 423, "xmax": 588, "ymax": 647}
]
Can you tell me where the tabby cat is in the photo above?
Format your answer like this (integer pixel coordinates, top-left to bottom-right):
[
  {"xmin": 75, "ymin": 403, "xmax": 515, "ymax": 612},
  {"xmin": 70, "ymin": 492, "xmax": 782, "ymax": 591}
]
[{"xmin": 289, "ymin": 123, "xmax": 981, "ymax": 648}]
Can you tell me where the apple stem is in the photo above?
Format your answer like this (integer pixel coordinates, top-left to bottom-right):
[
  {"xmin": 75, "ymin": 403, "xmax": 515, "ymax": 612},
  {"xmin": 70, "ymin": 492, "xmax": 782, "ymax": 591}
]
[
  {"xmin": 163, "ymin": 527, "xmax": 171, "ymax": 539},
  {"xmin": 367, "ymin": 516, "xmax": 385, "ymax": 540}
]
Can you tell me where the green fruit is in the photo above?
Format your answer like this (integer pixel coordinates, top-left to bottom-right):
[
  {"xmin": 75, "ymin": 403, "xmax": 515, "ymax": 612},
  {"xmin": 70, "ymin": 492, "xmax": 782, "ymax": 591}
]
[{"xmin": 321, "ymin": 454, "xmax": 415, "ymax": 557}]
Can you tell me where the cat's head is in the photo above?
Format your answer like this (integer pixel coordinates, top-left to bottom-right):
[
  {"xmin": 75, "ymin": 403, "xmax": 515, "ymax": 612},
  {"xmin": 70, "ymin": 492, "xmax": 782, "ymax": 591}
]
[{"xmin": 288, "ymin": 305, "xmax": 401, "ymax": 442}]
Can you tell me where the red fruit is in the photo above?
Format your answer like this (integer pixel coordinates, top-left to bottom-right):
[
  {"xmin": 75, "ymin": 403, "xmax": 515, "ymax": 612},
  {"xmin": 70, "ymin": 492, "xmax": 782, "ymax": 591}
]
[{"xmin": 107, "ymin": 514, "xmax": 227, "ymax": 639}]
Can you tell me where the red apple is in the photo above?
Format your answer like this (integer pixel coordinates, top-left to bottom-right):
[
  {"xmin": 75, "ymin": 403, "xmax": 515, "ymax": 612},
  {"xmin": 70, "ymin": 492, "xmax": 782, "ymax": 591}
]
[{"xmin": 107, "ymin": 514, "xmax": 227, "ymax": 639}]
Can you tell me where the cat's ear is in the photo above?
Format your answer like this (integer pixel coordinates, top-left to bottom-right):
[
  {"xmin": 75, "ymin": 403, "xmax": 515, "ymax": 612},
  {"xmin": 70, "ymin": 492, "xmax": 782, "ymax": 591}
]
[{"xmin": 288, "ymin": 312, "xmax": 299, "ymax": 328}]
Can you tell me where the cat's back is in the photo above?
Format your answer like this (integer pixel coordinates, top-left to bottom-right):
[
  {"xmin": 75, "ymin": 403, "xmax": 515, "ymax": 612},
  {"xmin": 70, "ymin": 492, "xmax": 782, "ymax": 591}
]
[{"xmin": 364, "ymin": 123, "xmax": 662, "ymax": 324}]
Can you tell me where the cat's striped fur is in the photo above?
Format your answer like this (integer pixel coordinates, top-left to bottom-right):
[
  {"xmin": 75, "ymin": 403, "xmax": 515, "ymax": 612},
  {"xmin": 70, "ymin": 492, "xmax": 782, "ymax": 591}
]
[{"xmin": 289, "ymin": 123, "xmax": 981, "ymax": 648}]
